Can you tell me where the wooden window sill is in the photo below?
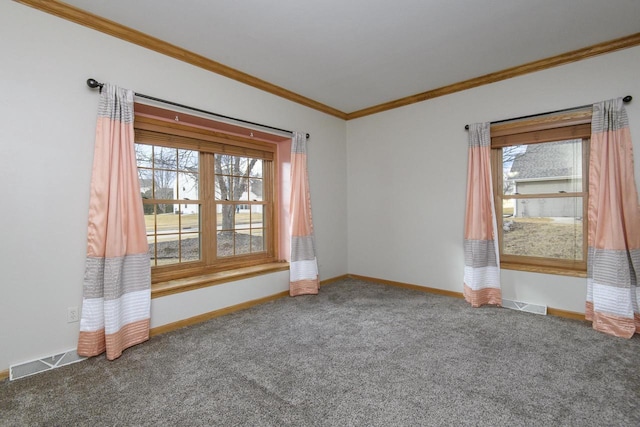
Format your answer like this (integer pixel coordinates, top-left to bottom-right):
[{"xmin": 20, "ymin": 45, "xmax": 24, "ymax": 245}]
[
  {"xmin": 151, "ymin": 262, "xmax": 290, "ymax": 299},
  {"xmin": 500, "ymin": 262, "xmax": 587, "ymax": 278}
]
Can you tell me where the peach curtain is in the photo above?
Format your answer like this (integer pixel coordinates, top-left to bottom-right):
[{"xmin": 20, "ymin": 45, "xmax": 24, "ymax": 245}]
[
  {"xmin": 289, "ymin": 131, "xmax": 319, "ymax": 296},
  {"xmin": 463, "ymin": 123, "xmax": 502, "ymax": 306},
  {"xmin": 586, "ymin": 98, "xmax": 640, "ymax": 338},
  {"xmin": 77, "ymin": 84, "xmax": 151, "ymax": 359}
]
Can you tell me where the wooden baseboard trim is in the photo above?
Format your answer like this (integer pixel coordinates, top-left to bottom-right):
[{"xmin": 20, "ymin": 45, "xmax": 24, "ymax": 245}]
[
  {"xmin": 546, "ymin": 307, "xmax": 586, "ymax": 322},
  {"xmin": 150, "ymin": 290, "xmax": 289, "ymax": 337},
  {"xmin": 150, "ymin": 273, "xmax": 344, "ymax": 337},
  {"xmin": 320, "ymin": 274, "xmax": 350, "ymax": 287},
  {"xmin": 0, "ymin": 275, "xmax": 590, "ymax": 376},
  {"xmin": 347, "ymin": 274, "xmax": 464, "ymax": 299},
  {"xmin": 347, "ymin": 274, "xmax": 588, "ymax": 322}
]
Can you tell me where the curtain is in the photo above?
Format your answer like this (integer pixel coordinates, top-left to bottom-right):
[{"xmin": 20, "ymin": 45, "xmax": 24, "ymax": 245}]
[
  {"xmin": 463, "ymin": 123, "xmax": 502, "ymax": 306},
  {"xmin": 77, "ymin": 84, "xmax": 151, "ymax": 359},
  {"xmin": 586, "ymin": 98, "xmax": 640, "ymax": 338},
  {"xmin": 289, "ymin": 131, "xmax": 319, "ymax": 296}
]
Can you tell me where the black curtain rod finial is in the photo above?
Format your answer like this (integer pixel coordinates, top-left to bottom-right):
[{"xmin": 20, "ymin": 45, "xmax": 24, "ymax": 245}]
[
  {"xmin": 86, "ymin": 78, "xmax": 103, "ymax": 89},
  {"xmin": 623, "ymin": 95, "xmax": 632, "ymax": 103}
]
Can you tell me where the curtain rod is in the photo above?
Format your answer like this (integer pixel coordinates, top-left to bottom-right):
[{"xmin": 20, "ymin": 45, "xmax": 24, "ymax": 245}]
[
  {"xmin": 86, "ymin": 79, "xmax": 309, "ymax": 139},
  {"xmin": 464, "ymin": 95, "xmax": 633, "ymax": 130}
]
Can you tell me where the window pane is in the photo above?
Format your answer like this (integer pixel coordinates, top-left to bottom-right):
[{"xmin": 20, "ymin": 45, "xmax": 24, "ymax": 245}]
[
  {"xmin": 147, "ymin": 240, "xmax": 156, "ymax": 267},
  {"xmin": 155, "ymin": 202, "xmax": 174, "ymax": 215},
  {"xmin": 235, "ymin": 232, "xmax": 251, "ymax": 255},
  {"xmin": 154, "ymin": 146, "xmax": 177, "ymax": 169},
  {"xmin": 180, "ymin": 206, "xmax": 199, "ymax": 232},
  {"xmin": 232, "ymin": 158, "xmax": 242, "ymax": 176},
  {"xmin": 217, "ymin": 205, "xmax": 234, "ymax": 231},
  {"xmin": 154, "ymin": 170, "xmax": 176, "ymax": 201},
  {"xmin": 155, "ymin": 206, "xmax": 179, "ymax": 230},
  {"xmin": 215, "ymin": 175, "xmax": 242, "ymax": 200},
  {"xmin": 217, "ymin": 204, "xmax": 234, "ymax": 251},
  {"xmin": 177, "ymin": 172, "xmax": 198, "ymax": 200},
  {"xmin": 251, "ymin": 207, "xmax": 264, "ymax": 227},
  {"xmin": 181, "ymin": 234, "xmax": 200, "ymax": 262},
  {"xmin": 234, "ymin": 204, "xmax": 250, "ymax": 254},
  {"xmin": 143, "ymin": 204, "xmax": 156, "ymax": 235},
  {"xmin": 234, "ymin": 205, "xmax": 249, "ymax": 230},
  {"xmin": 502, "ymin": 198, "xmax": 515, "ymax": 217},
  {"xmin": 138, "ymin": 169, "xmax": 153, "ymax": 199},
  {"xmin": 252, "ymin": 159, "xmax": 263, "ymax": 179},
  {"xmin": 215, "ymin": 154, "xmax": 234, "ymax": 176},
  {"xmin": 505, "ymin": 140, "xmax": 583, "ymax": 196},
  {"xmin": 233, "ymin": 178, "xmax": 249, "ymax": 201},
  {"xmin": 180, "ymin": 206, "xmax": 200, "ymax": 262},
  {"xmin": 177, "ymin": 149, "xmax": 198, "ymax": 172},
  {"xmin": 503, "ymin": 197, "xmax": 583, "ymax": 260},
  {"xmin": 135, "ymin": 144, "xmax": 153, "ymax": 168},
  {"xmin": 250, "ymin": 178, "xmax": 263, "ymax": 201},
  {"xmin": 513, "ymin": 195, "xmax": 583, "ymax": 219},
  {"xmin": 251, "ymin": 229, "xmax": 264, "ymax": 252},
  {"xmin": 217, "ymin": 231, "xmax": 233, "ymax": 257},
  {"xmin": 215, "ymin": 175, "xmax": 233, "ymax": 200},
  {"xmin": 154, "ymin": 234, "xmax": 180, "ymax": 265}
]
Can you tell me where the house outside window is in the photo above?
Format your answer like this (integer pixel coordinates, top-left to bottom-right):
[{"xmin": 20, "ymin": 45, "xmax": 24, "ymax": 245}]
[
  {"xmin": 492, "ymin": 110, "xmax": 591, "ymax": 276},
  {"xmin": 133, "ymin": 113, "xmax": 278, "ymax": 283}
]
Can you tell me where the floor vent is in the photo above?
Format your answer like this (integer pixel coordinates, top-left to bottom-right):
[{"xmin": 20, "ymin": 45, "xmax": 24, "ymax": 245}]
[
  {"xmin": 10, "ymin": 349, "xmax": 86, "ymax": 381},
  {"xmin": 502, "ymin": 299, "xmax": 547, "ymax": 315}
]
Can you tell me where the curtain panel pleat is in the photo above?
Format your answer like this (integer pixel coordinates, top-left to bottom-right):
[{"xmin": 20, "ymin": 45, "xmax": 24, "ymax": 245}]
[
  {"xmin": 289, "ymin": 132, "xmax": 319, "ymax": 296},
  {"xmin": 586, "ymin": 98, "xmax": 640, "ymax": 338},
  {"xmin": 463, "ymin": 123, "xmax": 502, "ymax": 306},
  {"xmin": 78, "ymin": 84, "xmax": 151, "ymax": 359}
]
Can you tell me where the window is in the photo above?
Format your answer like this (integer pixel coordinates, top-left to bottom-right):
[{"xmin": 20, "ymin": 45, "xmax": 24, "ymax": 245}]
[
  {"xmin": 137, "ymin": 144, "xmax": 201, "ymax": 266},
  {"xmin": 491, "ymin": 110, "xmax": 591, "ymax": 276},
  {"xmin": 134, "ymin": 114, "xmax": 279, "ymax": 283},
  {"xmin": 214, "ymin": 154, "xmax": 268, "ymax": 257}
]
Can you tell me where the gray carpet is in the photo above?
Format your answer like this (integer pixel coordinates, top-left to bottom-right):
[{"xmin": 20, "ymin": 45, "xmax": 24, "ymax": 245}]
[{"xmin": 2, "ymin": 278, "xmax": 639, "ymax": 426}]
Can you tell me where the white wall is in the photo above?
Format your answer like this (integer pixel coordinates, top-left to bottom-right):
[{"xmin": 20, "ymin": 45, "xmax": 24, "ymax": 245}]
[
  {"xmin": 2, "ymin": 1, "xmax": 639, "ymax": 375},
  {"xmin": 347, "ymin": 45, "xmax": 640, "ymax": 314},
  {"xmin": 0, "ymin": 2, "xmax": 347, "ymax": 372}
]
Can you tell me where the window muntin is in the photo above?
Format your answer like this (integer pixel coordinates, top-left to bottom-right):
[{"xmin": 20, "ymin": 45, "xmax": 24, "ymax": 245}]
[
  {"xmin": 214, "ymin": 154, "xmax": 268, "ymax": 258},
  {"xmin": 134, "ymin": 120, "xmax": 277, "ymax": 281},
  {"xmin": 492, "ymin": 117, "xmax": 590, "ymax": 274},
  {"xmin": 136, "ymin": 144, "xmax": 201, "ymax": 266}
]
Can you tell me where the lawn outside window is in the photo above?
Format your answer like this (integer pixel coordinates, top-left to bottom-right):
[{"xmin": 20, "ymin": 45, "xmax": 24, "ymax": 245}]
[
  {"xmin": 491, "ymin": 109, "xmax": 591, "ymax": 277},
  {"xmin": 133, "ymin": 114, "xmax": 279, "ymax": 284}
]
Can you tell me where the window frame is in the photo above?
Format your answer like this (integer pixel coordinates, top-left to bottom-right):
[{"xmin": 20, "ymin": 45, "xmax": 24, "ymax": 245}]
[
  {"xmin": 490, "ymin": 109, "xmax": 591, "ymax": 277},
  {"xmin": 134, "ymin": 115, "xmax": 280, "ymax": 284}
]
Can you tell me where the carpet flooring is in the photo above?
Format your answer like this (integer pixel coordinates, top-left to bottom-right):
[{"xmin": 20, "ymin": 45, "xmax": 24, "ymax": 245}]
[{"xmin": 2, "ymin": 278, "xmax": 639, "ymax": 426}]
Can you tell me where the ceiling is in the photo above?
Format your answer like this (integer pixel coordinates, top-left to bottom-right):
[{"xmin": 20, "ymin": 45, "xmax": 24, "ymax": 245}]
[{"xmin": 60, "ymin": 0, "xmax": 640, "ymax": 115}]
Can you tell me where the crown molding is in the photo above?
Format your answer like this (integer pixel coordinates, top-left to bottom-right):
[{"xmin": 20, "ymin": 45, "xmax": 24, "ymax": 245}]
[
  {"xmin": 346, "ymin": 32, "xmax": 640, "ymax": 120},
  {"xmin": 14, "ymin": 0, "xmax": 348, "ymax": 120},
  {"xmin": 13, "ymin": 1, "xmax": 640, "ymax": 121}
]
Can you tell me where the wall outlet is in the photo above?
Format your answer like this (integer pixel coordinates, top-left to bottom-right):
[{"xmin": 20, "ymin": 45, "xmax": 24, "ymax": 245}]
[{"xmin": 67, "ymin": 306, "xmax": 79, "ymax": 323}]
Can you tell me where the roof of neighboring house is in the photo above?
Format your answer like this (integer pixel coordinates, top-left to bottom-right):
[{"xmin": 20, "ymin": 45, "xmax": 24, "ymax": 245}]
[{"xmin": 509, "ymin": 139, "xmax": 582, "ymax": 180}]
